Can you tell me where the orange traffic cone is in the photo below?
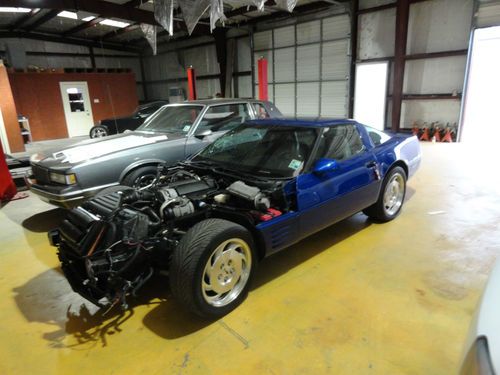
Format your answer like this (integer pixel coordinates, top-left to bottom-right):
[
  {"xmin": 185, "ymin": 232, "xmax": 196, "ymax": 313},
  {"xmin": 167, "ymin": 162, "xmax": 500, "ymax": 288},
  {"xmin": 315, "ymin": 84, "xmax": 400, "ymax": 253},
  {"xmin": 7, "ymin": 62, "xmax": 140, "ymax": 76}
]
[
  {"xmin": 441, "ymin": 128, "xmax": 453, "ymax": 142},
  {"xmin": 433, "ymin": 127, "xmax": 441, "ymax": 142},
  {"xmin": 420, "ymin": 128, "xmax": 430, "ymax": 141}
]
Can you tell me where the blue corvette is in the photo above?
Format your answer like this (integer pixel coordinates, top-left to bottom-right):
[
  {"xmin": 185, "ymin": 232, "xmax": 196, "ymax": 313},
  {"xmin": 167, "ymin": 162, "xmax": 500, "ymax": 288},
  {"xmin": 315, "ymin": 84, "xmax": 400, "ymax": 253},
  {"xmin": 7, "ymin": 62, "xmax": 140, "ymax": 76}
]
[{"xmin": 49, "ymin": 118, "xmax": 421, "ymax": 318}]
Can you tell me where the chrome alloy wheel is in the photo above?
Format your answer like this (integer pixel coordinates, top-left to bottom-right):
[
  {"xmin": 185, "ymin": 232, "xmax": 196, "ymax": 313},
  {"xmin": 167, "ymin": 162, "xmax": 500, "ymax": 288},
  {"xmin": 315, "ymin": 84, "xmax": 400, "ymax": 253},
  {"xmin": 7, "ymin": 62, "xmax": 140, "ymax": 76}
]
[
  {"xmin": 201, "ymin": 238, "xmax": 252, "ymax": 307},
  {"xmin": 91, "ymin": 128, "xmax": 107, "ymax": 138},
  {"xmin": 383, "ymin": 173, "xmax": 405, "ymax": 216}
]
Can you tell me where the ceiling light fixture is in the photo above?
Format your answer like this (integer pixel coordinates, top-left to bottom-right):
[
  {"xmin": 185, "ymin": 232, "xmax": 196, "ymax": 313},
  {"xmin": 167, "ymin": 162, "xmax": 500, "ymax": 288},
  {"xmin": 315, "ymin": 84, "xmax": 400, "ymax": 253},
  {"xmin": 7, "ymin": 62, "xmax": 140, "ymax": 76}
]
[
  {"xmin": 99, "ymin": 19, "xmax": 130, "ymax": 28},
  {"xmin": 82, "ymin": 16, "xmax": 96, "ymax": 22},
  {"xmin": 0, "ymin": 7, "xmax": 31, "ymax": 13},
  {"xmin": 58, "ymin": 11, "xmax": 78, "ymax": 19}
]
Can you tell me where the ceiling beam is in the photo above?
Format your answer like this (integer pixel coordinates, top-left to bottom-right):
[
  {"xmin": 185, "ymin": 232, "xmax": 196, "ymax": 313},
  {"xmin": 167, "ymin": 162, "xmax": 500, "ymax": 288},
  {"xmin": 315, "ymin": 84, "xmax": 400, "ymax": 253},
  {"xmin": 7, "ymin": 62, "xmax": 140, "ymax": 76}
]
[
  {"xmin": 63, "ymin": 16, "xmax": 104, "ymax": 36},
  {"xmin": 9, "ymin": 8, "xmax": 41, "ymax": 30},
  {"xmin": 97, "ymin": 23, "xmax": 140, "ymax": 41},
  {"xmin": 0, "ymin": 30, "xmax": 141, "ymax": 53},
  {"xmin": 2, "ymin": 0, "xmax": 159, "ymax": 26},
  {"xmin": 24, "ymin": 9, "xmax": 60, "ymax": 31}
]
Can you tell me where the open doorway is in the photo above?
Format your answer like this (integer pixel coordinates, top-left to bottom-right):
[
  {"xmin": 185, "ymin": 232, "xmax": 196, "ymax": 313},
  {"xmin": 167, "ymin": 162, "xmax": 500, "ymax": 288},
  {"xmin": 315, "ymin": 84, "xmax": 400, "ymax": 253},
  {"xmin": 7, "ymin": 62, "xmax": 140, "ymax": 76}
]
[
  {"xmin": 353, "ymin": 62, "xmax": 389, "ymax": 131},
  {"xmin": 460, "ymin": 26, "xmax": 500, "ymax": 143}
]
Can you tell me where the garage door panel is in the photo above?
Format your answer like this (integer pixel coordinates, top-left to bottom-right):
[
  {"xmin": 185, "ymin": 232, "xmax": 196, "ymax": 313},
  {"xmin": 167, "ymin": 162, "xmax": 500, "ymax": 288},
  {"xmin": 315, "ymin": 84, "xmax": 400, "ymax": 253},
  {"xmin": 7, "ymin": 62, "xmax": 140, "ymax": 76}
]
[
  {"xmin": 274, "ymin": 25, "xmax": 295, "ymax": 48},
  {"xmin": 297, "ymin": 44, "xmax": 320, "ymax": 81},
  {"xmin": 297, "ymin": 20, "xmax": 321, "ymax": 44},
  {"xmin": 323, "ymin": 14, "xmax": 350, "ymax": 40},
  {"xmin": 275, "ymin": 83, "xmax": 295, "ymax": 116},
  {"xmin": 254, "ymin": 30, "xmax": 273, "ymax": 50},
  {"xmin": 274, "ymin": 47, "xmax": 295, "ymax": 83},
  {"xmin": 321, "ymin": 81, "xmax": 348, "ymax": 117},
  {"xmin": 297, "ymin": 83, "xmax": 320, "ymax": 116},
  {"xmin": 322, "ymin": 40, "xmax": 350, "ymax": 80}
]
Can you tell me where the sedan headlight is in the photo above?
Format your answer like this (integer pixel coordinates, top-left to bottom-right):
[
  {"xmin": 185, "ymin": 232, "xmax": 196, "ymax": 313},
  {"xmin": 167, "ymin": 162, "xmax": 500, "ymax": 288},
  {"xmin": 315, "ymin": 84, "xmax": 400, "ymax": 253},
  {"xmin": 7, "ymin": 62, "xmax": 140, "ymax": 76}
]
[{"xmin": 49, "ymin": 172, "xmax": 77, "ymax": 185}]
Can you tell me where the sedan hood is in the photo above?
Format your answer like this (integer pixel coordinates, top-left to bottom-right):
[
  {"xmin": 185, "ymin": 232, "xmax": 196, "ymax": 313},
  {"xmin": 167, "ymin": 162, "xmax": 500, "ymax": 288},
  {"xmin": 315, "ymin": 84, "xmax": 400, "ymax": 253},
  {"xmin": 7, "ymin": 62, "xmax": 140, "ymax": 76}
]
[{"xmin": 33, "ymin": 131, "xmax": 183, "ymax": 167}]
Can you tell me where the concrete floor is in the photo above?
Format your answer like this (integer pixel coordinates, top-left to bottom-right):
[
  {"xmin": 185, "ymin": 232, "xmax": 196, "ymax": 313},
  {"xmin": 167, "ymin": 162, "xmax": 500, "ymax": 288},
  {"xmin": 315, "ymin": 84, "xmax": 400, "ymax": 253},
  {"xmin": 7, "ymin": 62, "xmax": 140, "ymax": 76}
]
[{"xmin": 0, "ymin": 142, "xmax": 499, "ymax": 374}]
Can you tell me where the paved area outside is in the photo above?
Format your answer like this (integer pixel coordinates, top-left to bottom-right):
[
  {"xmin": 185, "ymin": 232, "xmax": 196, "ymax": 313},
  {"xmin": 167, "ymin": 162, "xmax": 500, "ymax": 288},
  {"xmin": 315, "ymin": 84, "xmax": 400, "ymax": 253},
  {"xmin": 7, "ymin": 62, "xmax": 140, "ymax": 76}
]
[{"xmin": 0, "ymin": 142, "xmax": 499, "ymax": 374}]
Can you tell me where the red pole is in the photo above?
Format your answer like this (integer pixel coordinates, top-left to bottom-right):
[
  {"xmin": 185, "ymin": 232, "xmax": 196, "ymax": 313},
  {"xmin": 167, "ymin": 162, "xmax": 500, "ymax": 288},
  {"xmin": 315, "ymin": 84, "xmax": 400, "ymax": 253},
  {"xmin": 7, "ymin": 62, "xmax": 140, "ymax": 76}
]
[
  {"xmin": 0, "ymin": 140, "xmax": 16, "ymax": 201},
  {"xmin": 258, "ymin": 58, "xmax": 268, "ymax": 101},
  {"xmin": 187, "ymin": 66, "xmax": 197, "ymax": 100}
]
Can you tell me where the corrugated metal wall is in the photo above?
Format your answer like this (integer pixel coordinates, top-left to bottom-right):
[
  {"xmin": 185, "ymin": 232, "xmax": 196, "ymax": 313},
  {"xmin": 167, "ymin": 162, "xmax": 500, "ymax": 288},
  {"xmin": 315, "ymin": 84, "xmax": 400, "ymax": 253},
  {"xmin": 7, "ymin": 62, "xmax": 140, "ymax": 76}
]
[
  {"xmin": 252, "ymin": 13, "xmax": 351, "ymax": 117},
  {"xmin": 0, "ymin": 38, "xmax": 144, "ymax": 101},
  {"xmin": 142, "ymin": 43, "xmax": 221, "ymax": 101}
]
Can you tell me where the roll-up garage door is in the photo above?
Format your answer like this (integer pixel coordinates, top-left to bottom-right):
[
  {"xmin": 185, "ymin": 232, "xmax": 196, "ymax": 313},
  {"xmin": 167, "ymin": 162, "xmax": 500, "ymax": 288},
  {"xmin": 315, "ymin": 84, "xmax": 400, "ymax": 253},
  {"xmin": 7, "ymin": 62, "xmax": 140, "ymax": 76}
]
[{"xmin": 253, "ymin": 13, "xmax": 351, "ymax": 117}]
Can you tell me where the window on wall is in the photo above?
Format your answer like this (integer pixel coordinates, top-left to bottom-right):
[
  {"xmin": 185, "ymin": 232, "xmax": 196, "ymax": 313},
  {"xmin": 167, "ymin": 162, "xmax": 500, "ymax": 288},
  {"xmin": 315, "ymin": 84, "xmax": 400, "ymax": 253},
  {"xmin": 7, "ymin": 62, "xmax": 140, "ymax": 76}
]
[{"xmin": 252, "ymin": 14, "xmax": 351, "ymax": 118}]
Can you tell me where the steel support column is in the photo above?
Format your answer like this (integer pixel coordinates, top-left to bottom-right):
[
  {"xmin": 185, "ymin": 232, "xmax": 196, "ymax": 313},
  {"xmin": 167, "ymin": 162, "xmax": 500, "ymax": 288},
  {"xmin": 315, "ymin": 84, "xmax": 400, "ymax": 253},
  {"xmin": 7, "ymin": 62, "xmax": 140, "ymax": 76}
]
[
  {"xmin": 348, "ymin": 0, "xmax": 359, "ymax": 118},
  {"xmin": 391, "ymin": 0, "xmax": 410, "ymax": 132}
]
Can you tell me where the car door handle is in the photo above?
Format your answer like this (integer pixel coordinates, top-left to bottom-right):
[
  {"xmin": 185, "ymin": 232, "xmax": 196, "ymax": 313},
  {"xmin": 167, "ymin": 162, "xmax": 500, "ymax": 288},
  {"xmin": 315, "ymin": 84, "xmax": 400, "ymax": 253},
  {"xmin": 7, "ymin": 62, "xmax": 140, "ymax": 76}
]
[{"xmin": 365, "ymin": 161, "xmax": 377, "ymax": 168}]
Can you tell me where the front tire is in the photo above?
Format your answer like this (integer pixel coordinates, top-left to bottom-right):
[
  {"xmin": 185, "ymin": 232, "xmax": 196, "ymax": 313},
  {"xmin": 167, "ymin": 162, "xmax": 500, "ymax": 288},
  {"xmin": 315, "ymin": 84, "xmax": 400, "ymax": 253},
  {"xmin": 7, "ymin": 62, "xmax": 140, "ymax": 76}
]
[
  {"xmin": 89, "ymin": 125, "xmax": 108, "ymax": 138},
  {"xmin": 363, "ymin": 166, "xmax": 407, "ymax": 222},
  {"xmin": 121, "ymin": 166, "xmax": 158, "ymax": 188},
  {"xmin": 169, "ymin": 219, "xmax": 256, "ymax": 319}
]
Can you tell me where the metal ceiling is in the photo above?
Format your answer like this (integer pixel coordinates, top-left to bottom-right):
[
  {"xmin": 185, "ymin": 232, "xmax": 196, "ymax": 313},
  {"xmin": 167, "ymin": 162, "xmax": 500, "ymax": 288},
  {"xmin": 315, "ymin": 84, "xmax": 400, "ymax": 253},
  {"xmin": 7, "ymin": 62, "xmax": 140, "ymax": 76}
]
[{"xmin": 0, "ymin": 0, "xmax": 348, "ymax": 52}]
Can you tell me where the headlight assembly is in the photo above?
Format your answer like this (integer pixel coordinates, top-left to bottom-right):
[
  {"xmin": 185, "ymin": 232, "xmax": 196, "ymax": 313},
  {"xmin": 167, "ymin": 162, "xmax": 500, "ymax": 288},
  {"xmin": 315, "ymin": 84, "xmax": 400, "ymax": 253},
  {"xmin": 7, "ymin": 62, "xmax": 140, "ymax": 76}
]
[{"xmin": 49, "ymin": 172, "xmax": 77, "ymax": 185}]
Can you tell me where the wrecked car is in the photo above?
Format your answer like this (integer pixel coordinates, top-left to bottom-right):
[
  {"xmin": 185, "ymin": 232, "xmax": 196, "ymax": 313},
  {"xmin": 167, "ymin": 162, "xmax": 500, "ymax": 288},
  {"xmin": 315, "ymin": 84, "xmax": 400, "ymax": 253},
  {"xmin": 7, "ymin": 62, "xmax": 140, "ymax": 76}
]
[{"xmin": 49, "ymin": 119, "xmax": 421, "ymax": 318}]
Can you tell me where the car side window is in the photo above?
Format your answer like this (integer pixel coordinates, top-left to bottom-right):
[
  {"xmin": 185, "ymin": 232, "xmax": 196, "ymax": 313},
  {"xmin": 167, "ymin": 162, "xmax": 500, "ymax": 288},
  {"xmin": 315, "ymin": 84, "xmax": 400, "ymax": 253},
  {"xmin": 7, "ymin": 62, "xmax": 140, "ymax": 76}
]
[
  {"xmin": 365, "ymin": 126, "xmax": 391, "ymax": 146},
  {"xmin": 253, "ymin": 103, "xmax": 270, "ymax": 119},
  {"xmin": 196, "ymin": 104, "xmax": 251, "ymax": 134},
  {"xmin": 317, "ymin": 124, "xmax": 366, "ymax": 162}
]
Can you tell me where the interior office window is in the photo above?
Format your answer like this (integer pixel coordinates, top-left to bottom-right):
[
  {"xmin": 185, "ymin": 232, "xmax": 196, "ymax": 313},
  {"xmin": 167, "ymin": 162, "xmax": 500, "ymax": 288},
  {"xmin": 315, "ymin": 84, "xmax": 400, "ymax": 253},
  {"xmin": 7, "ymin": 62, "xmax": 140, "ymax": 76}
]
[
  {"xmin": 197, "ymin": 104, "xmax": 251, "ymax": 133},
  {"xmin": 67, "ymin": 88, "xmax": 85, "ymax": 112},
  {"xmin": 318, "ymin": 124, "xmax": 365, "ymax": 161}
]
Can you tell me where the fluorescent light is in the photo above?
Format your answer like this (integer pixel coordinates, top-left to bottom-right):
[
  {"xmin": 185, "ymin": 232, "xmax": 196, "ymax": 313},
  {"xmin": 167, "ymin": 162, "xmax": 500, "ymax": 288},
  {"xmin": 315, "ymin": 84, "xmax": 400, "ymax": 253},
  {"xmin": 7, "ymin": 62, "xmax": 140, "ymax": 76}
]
[
  {"xmin": 99, "ymin": 19, "xmax": 130, "ymax": 28},
  {"xmin": 82, "ymin": 16, "xmax": 96, "ymax": 22},
  {"xmin": 0, "ymin": 7, "xmax": 31, "ymax": 13},
  {"xmin": 58, "ymin": 11, "xmax": 77, "ymax": 19}
]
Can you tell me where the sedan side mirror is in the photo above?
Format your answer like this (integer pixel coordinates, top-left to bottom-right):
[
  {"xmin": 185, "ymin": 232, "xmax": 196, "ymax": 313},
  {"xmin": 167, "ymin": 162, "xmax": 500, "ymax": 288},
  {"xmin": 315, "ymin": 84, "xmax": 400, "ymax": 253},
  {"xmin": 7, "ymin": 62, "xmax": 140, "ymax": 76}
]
[
  {"xmin": 194, "ymin": 129, "xmax": 213, "ymax": 139},
  {"xmin": 313, "ymin": 158, "xmax": 339, "ymax": 175}
]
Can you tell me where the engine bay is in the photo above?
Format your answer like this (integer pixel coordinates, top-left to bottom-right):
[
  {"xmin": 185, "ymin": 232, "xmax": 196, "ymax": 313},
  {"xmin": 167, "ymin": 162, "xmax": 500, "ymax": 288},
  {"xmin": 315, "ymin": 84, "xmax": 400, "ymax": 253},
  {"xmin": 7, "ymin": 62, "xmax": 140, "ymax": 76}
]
[{"xmin": 51, "ymin": 163, "xmax": 293, "ymax": 311}]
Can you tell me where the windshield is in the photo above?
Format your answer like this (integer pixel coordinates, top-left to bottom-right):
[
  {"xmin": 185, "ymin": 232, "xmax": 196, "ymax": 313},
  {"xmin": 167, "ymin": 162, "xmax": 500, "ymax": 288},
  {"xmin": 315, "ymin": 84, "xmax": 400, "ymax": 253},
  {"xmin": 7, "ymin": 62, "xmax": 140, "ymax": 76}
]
[
  {"xmin": 137, "ymin": 105, "xmax": 203, "ymax": 133},
  {"xmin": 193, "ymin": 124, "xmax": 318, "ymax": 178}
]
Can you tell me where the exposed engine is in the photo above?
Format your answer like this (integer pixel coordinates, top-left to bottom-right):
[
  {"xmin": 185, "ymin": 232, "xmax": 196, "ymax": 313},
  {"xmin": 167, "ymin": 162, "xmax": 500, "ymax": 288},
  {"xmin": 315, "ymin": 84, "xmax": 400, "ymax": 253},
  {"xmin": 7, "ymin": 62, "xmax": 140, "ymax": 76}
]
[{"xmin": 50, "ymin": 164, "xmax": 289, "ymax": 310}]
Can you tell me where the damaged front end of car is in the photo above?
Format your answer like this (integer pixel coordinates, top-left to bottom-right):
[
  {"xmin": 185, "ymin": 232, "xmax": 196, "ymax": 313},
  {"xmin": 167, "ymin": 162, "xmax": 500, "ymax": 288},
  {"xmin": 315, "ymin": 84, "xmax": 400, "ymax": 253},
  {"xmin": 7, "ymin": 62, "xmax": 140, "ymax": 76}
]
[{"xmin": 49, "ymin": 164, "xmax": 290, "ymax": 312}]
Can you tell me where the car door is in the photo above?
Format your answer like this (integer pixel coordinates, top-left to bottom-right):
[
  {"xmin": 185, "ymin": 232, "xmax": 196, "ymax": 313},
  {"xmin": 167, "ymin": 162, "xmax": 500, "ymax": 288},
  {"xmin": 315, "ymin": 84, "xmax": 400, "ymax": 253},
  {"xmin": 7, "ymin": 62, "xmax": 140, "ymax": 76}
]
[
  {"xmin": 184, "ymin": 103, "xmax": 253, "ymax": 157},
  {"xmin": 297, "ymin": 123, "xmax": 381, "ymax": 238}
]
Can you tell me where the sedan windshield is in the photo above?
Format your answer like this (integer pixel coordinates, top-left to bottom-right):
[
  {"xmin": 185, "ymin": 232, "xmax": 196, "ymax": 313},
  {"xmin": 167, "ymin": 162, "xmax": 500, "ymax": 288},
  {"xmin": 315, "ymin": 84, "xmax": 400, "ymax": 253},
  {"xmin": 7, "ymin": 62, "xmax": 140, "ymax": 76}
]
[
  {"xmin": 137, "ymin": 105, "xmax": 203, "ymax": 133},
  {"xmin": 193, "ymin": 124, "xmax": 318, "ymax": 178}
]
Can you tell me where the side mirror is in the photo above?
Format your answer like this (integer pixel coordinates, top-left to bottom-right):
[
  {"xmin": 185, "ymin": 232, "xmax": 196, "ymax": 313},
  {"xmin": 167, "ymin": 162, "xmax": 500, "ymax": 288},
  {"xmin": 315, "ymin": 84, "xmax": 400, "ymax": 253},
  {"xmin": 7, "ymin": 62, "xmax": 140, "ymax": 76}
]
[
  {"xmin": 194, "ymin": 129, "xmax": 212, "ymax": 139},
  {"xmin": 313, "ymin": 158, "xmax": 339, "ymax": 175}
]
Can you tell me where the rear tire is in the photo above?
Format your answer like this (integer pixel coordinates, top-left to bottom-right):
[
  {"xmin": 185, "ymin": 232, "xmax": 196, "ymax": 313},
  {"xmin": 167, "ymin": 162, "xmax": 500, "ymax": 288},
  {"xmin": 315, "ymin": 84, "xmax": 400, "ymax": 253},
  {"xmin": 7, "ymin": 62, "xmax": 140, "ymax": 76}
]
[
  {"xmin": 121, "ymin": 166, "xmax": 158, "ymax": 188},
  {"xmin": 89, "ymin": 126, "xmax": 108, "ymax": 139},
  {"xmin": 169, "ymin": 219, "xmax": 256, "ymax": 319},
  {"xmin": 363, "ymin": 166, "xmax": 407, "ymax": 222}
]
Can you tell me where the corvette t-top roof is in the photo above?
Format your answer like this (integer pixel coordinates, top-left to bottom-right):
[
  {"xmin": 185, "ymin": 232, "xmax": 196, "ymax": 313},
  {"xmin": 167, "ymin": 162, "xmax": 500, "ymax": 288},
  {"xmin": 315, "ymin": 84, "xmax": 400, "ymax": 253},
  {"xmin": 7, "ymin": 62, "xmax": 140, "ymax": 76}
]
[{"xmin": 248, "ymin": 118, "xmax": 358, "ymax": 128}]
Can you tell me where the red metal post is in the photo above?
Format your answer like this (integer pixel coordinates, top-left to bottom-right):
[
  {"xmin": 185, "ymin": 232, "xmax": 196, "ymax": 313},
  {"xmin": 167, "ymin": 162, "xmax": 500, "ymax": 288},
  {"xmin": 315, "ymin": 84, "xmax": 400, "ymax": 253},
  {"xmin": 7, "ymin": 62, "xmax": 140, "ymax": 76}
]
[
  {"xmin": 258, "ymin": 58, "xmax": 268, "ymax": 101},
  {"xmin": 187, "ymin": 66, "xmax": 197, "ymax": 101},
  {"xmin": 0, "ymin": 140, "xmax": 16, "ymax": 201}
]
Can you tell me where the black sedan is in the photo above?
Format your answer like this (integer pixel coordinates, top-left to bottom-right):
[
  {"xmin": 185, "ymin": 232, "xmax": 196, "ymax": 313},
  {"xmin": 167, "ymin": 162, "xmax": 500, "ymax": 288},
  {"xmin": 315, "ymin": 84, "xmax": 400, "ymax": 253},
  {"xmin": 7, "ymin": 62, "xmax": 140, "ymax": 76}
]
[{"xmin": 89, "ymin": 100, "xmax": 168, "ymax": 138}]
